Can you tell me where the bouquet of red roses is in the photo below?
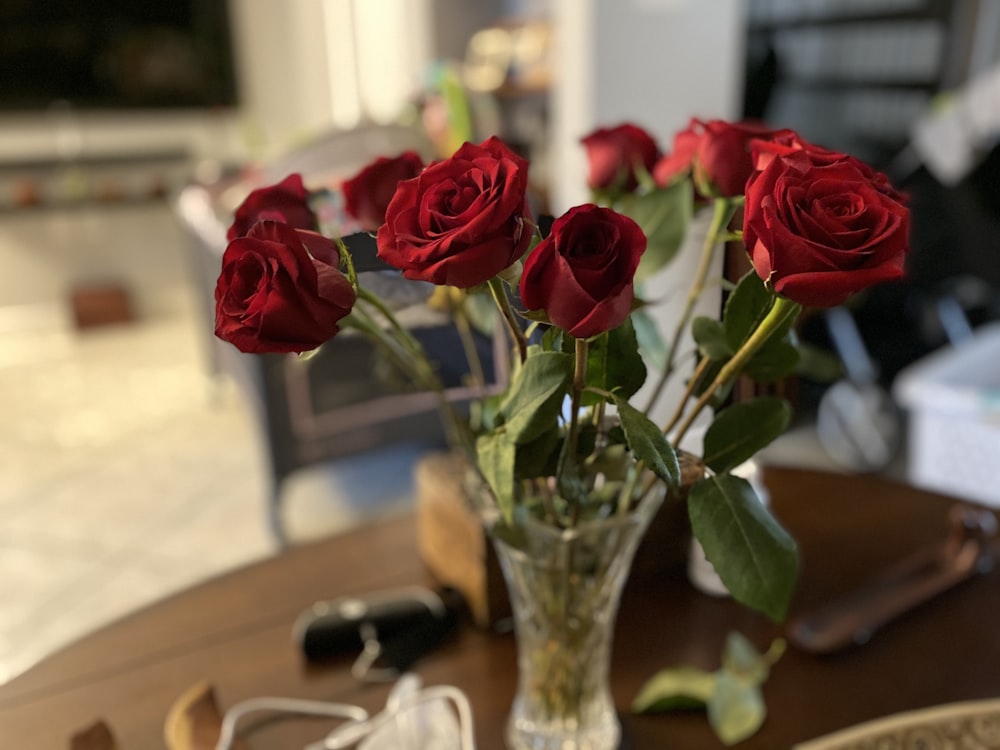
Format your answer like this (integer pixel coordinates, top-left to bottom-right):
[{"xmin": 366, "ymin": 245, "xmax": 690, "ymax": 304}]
[{"xmin": 213, "ymin": 118, "xmax": 909, "ymax": 623}]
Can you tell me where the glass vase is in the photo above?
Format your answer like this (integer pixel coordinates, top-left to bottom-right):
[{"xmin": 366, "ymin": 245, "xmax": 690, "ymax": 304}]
[{"xmin": 482, "ymin": 491, "xmax": 663, "ymax": 750}]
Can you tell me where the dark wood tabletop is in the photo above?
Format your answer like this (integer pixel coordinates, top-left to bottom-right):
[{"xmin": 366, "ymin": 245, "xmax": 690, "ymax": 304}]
[{"xmin": 2, "ymin": 466, "xmax": 998, "ymax": 749}]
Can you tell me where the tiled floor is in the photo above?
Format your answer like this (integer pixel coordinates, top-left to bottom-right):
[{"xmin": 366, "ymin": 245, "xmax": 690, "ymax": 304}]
[{"xmin": 0, "ymin": 301, "xmax": 428, "ymax": 683}]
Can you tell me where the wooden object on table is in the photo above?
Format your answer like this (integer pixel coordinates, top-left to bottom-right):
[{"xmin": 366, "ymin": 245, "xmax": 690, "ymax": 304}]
[
  {"xmin": 415, "ymin": 451, "xmax": 508, "ymax": 627},
  {"xmin": 164, "ymin": 682, "xmax": 247, "ymax": 750},
  {"xmin": 69, "ymin": 721, "xmax": 118, "ymax": 750},
  {"xmin": 414, "ymin": 450, "xmax": 705, "ymax": 628}
]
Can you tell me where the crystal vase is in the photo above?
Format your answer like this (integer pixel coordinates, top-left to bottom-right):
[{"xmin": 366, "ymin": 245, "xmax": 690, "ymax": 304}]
[{"xmin": 482, "ymin": 491, "xmax": 663, "ymax": 750}]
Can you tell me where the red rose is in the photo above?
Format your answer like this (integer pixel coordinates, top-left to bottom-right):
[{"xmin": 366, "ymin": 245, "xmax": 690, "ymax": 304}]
[
  {"xmin": 654, "ymin": 119, "xmax": 790, "ymax": 198},
  {"xmin": 520, "ymin": 204, "xmax": 646, "ymax": 338},
  {"xmin": 227, "ymin": 174, "xmax": 318, "ymax": 241},
  {"xmin": 652, "ymin": 118, "xmax": 702, "ymax": 187},
  {"xmin": 215, "ymin": 221, "xmax": 356, "ymax": 353},
  {"xmin": 342, "ymin": 151, "xmax": 425, "ymax": 232},
  {"xmin": 581, "ymin": 123, "xmax": 660, "ymax": 192},
  {"xmin": 692, "ymin": 120, "xmax": 790, "ymax": 197},
  {"xmin": 743, "ymin": 146, "xmax": 909, "ymax": 308},
  {"xmin": 376, "ymin": 136, "xmax": 532, "ymax": 288}
]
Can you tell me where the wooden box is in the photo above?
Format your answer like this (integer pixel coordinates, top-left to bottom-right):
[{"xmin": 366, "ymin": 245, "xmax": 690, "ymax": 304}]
[{"xmin": 70, "ymin": 283, "xmax": 134, "ymax": 329}]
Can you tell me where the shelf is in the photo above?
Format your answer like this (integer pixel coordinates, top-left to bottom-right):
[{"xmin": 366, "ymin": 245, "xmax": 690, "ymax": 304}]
[
  {"xmin": 777, "ymin": 77, "xmax": 937, "ymax": 92},
  {"xmin": 748, "ymin": 0, "xmax": 951, "ymax": 32}
]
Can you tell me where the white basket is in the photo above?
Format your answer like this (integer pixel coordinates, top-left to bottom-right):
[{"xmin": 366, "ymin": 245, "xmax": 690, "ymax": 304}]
[{"xmin": 892, "ymin": 322, "xmax": 1000, "ymax": 508}]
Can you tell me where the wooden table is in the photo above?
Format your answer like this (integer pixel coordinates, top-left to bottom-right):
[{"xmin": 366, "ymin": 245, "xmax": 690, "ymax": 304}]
[{"xmin": 2, "ymin": 467, "xmax": 999, "ymax": 749}]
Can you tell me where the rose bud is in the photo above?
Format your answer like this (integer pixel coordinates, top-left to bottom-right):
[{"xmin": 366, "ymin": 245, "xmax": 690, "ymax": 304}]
[
  {"xmin": 227, "ymin": 173, "xmax": 318, "ymax": 240},
  {"xmin": 581, "ymin": 123, "xmax": 660, "ymax": 193},
  {"xmin": 376, "ymin": 136, "xmax": 533, "ymax": 288},
  {"xmin": 342, "ymin": 151, "xmax": 425, "ymax": 232},
  {"xmin": 652, "ymin": 119, "xmax": 705, "ymax": 188},
  {"xmin": 691, "ymin": 120, "xmax": 789, "ymax": 198},
  {"xmin": 215, "ymin": 221, "xmax": 356, "ymax": 354},
  {"xmin": 520, "ymin": 204, "xmax": 646, "ymax": 339}
]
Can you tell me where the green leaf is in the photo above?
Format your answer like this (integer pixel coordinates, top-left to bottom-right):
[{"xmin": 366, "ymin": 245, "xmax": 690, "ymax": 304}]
[
  {"xmin": 632, "ymin": 667, "xmax": 716, "ymax": 713},
  {"xmin": 691, "ymin": 316, "xmax": 733, "ymax": 361},
  {"xmin": 795, "ymin": 342, "xmax": 844, "ymax": 383},
  {"xmin": 461, "ymin": 289, "xmax": 500, "ymax": 337},
  {"xmin": 540, "ymin": 325, "xmax": 571, "ymax": 354},
  {"xmin": 556, "ymin": 459, "xmax": 588, "ymax": 507},
  {"xmin": 688, "ymin": 359, "xmax": 737, "ymax": 412},
  {"xmin": 583, "ymin": 319, "xmax": 647, "ymax": 406},
  {"xmin": 631, "ymin": 307, "xmax": 668, "ymax": 371},
  {"xmin": 721, "ymin": 632, "xmax": 768, "ymax": 684},
  {"xmin": 631, "ymin": 630, "xmax": 785, "ymax": 745},
  {"xmin": 618, "ymin": 179, "xmax": 694, "ymax": 282},
  {"xmin": 722, "ymin": 271, "xmax": 800, "ymax": 382},
  {"xmin": 514, "ymin": 426, "xmax": 562, "ymax": 478},
  {"xmin": 708, "ymin": 672, "xmax": 767, "ymax": 746},
  {"xmin": 584, "ymin": 442, "xmax": 632, "ymax": 483},
  {"xmin": 688, "ymin": 474, "xmax": 799, "ymax": 621},
  {"xmin": 722, "ymin": 271, "xmax": 774, "ymax": 351},
  {"xmin": 743, "ymin": 337, "xmax": 801, "ymax": 382},
  {"xmin": 476, "ymin": 431, "xmax": 517, "ymax": 521},
  {"xmin": 703, "ymin": 398, "xmax": 792, "ymax": 474},
  {"xmin": 575, "ymin": 421, "xmax": 599, "ymax": 462},
  {"xmin": 476, "ymin": 392, "xmax": 504, "ymax": 432},
  {"xmin": 519, "ymin": 307, "xmax": 552, "ymax": 323},
  {"xmin": 498, "ymin": 349, "xmax": 573, "ymax": 444},
  {"xmin": 612, "ymin": 396, "xmax": 680, "ymax": 487}
]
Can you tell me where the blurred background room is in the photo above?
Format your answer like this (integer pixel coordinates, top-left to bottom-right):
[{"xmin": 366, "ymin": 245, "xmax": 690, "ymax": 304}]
[{"xmin": 2, "ymin": 0, "xmax": 1000, "ymax": 683}]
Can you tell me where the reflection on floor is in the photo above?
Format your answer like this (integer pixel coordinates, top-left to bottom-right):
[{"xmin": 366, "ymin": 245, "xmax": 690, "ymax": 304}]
[{"xmin": 0, "ymin": 302, "xmax": 428, "ymax": 683}]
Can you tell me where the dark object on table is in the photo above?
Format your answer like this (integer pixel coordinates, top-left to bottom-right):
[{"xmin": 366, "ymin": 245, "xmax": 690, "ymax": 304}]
[
  {"xmin": 788, "ymin": 504, "xmax": 997, "ymax": 654},
  {"xmin": 70, "ymin": 720, "xmax": 118, "ymax": 750},
  {"xmin": 293, "ymin": 586, "xmax": 460, "ymax": 675}
]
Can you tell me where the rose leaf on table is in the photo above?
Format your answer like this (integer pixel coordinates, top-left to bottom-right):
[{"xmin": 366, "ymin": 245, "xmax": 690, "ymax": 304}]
[{"xmin": 632, "ymin": 631, "xmax": 787, "ymax": 746}]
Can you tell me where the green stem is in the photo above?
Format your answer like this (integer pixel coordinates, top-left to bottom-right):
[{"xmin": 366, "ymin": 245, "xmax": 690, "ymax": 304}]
[
  {"xmin": 355, "ymin": 287, "xmax": 423, "ymax": 355},
  {"xmin": 532, "ymin": 477, "xmax": 559, "ymax": 526},
  {"xmin": 488, "ymin": 277, "xmax": 528, "ymax": 365},
  {"xmin": 662, "ymin": 355, "xmax": 713, "ymax": 437},
  {"xmin": 555, "ymin": 337, "xmax": 589, "ymax": 526},
  {"xmin": 452, "ymin": 294, "xmax": 487, "ymax": 388},
  {"xmin": 335, "ymin": 237, "xmax": 359, "ymax": 289},
  {"xmin": 337, "ymin": 236, "xmax": 424, "ymax": 360},
  {"xmin": 565, "ymin": 338, "xmax": 589, "ymax": 464},
  {"xmin": 643, "ymin": 197, "xmax": 740, "ymax": 413},
  {"xmin": 343, "ymin": 308, "xmax": 473, "ymax": 457},
  {"xmin": 672, "ymin": 295, "xmax": 801, "ymax": 445},
  {"xmin": 450, "ymin": 294, "xmax": 488, "ymax": 432},
  {"xmin": 617, "ymin": 459, "xmax": 644, "ymax": 516}
]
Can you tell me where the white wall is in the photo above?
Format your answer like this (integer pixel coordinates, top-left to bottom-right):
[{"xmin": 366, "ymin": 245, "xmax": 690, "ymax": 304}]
[
  {"xmin": 230, "ymin": 0, "xmax": 436, "ymax": 154},
  {"xmin": 227, "ymin": 0, "xmax": 337, "ymax": 157}
]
